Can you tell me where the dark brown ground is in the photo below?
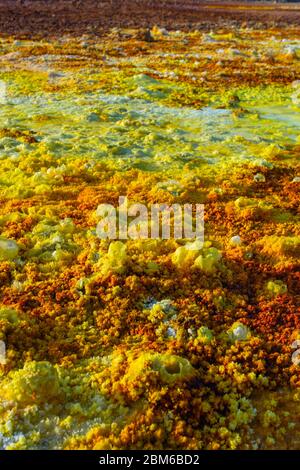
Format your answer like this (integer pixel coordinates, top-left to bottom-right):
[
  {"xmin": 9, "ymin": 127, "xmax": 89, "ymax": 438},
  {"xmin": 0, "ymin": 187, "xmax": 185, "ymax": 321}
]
[{"xmin": 0, "ymin": 0, "xmax": 300, "ymax": 38}]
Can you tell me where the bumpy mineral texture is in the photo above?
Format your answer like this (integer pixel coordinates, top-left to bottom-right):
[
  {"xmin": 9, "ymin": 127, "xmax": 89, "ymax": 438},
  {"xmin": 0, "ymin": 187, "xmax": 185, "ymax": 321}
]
[{"xmin": 0, "ymin": 1, "xmax": 299, "ymax": 450}]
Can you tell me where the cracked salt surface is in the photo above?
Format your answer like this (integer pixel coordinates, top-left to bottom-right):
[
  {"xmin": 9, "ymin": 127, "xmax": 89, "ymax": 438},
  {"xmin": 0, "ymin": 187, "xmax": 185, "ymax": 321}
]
[{"xmin": 0, "ymin": 75, "xmax": 299, "ymax": 175}]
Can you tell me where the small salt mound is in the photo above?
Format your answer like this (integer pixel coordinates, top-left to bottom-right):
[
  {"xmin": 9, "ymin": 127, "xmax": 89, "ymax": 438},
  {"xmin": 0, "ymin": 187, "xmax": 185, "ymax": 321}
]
[
  {"xmin": 253, "ymin": 173, "xmax": 266, "ymax": 182},
  {"xmin": 230, "ymin": 235, "xmax": 242, "ymax": 246},
  {"xmin": 0, "ymin": 238, "xmax": 19, "ymax": 261}
]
